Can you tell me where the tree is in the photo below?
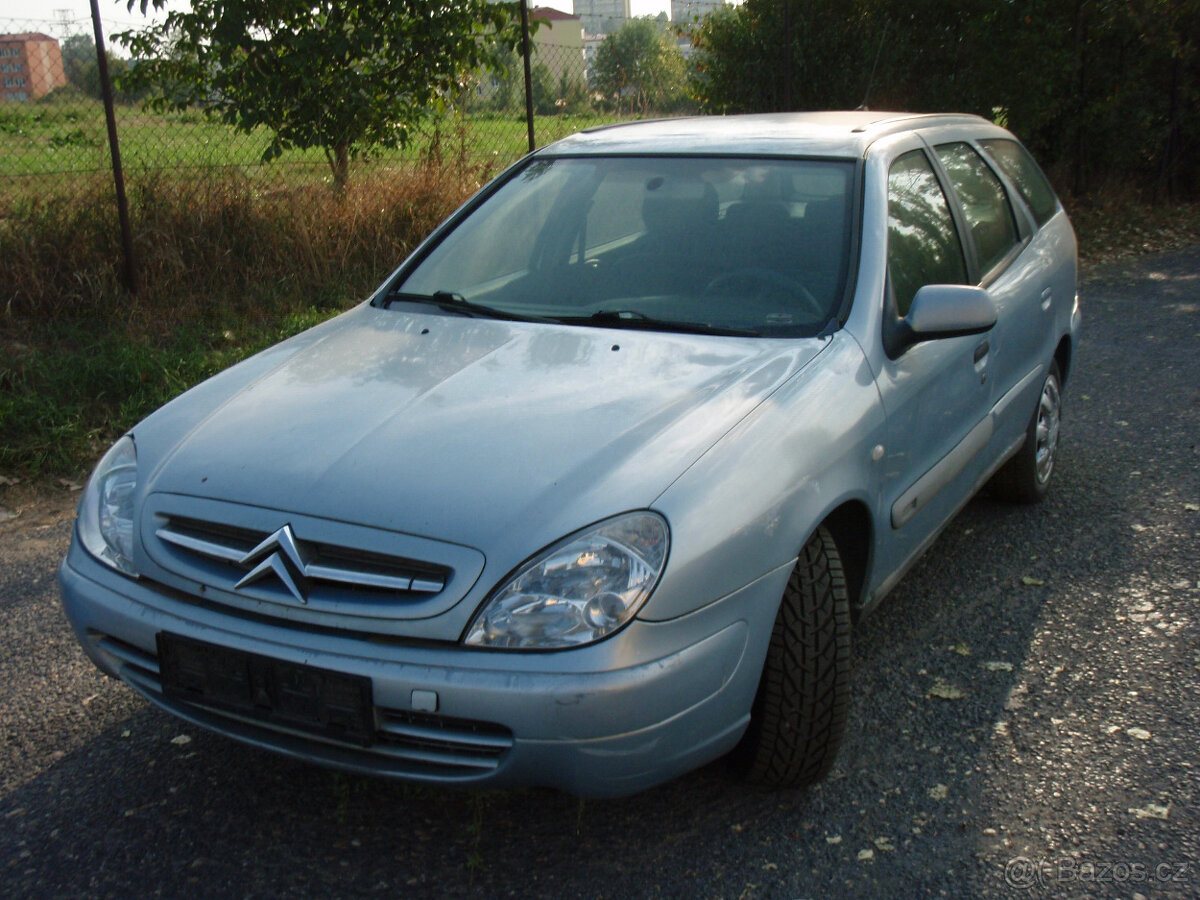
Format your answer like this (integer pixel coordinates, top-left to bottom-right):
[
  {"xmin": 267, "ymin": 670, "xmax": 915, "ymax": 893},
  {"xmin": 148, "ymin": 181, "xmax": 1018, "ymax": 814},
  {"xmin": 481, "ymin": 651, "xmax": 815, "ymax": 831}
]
[
  {"xmin": 558, "ymin": 68, "xmax": 591, "ymax": 115},
  {"xmin": 117, "ymin": 0, "xmax": 522, "ymax": 188},
  {"xmin": 61, "ymin": 34, "xmax": 95, "ymax": 88},
  {"xmin": 530, "ymin": 62, "xmax": 557, "ymax": 116},
  {"xmin": 483, "ymin": 45, "xmax": 522, "ymax": 113},
  {"xmin": 55, "ymin": 34, "xmax": 145, "ymax": 104},
  {"xmin": 689, "ymin": 0, "xmax": 873, "ymax": 113},
  {"xmin": 592, "ymin": 17, "xmax": 688, "ymax": 116},
  {"xmin": 687, "ymin": 0, "xmax": 1200, "ymax": 197}
]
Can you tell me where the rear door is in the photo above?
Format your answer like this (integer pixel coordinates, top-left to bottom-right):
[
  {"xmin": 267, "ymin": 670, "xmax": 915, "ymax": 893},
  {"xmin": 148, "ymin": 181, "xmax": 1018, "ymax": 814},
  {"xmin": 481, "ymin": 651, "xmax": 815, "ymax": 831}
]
[
  {"xmin": 974, "ymin": 136, "xmax": 1076, "ymax": 446},
  {"xmin": 928, "ymin": 136, "xmax": 1053, "ymax": 453}
]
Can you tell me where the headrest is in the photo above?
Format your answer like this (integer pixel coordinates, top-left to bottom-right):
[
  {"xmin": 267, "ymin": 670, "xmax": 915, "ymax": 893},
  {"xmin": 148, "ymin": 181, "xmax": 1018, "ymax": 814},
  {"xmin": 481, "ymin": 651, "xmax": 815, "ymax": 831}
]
[{"xmin": 642, "ymin": 178, "xmax": 718, "ymax": 235}]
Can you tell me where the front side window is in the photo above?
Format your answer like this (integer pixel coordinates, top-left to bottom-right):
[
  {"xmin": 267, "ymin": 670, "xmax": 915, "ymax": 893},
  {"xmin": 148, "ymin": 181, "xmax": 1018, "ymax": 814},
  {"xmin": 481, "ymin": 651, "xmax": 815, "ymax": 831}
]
[
  {"xmin": 935, "ymin": 142, "xmax": 1020, "ymax": 276},
  {"xmin": 887, "ymin": 150, "xmax": 967, "ymax": 316},
  {"xmin": 979, "ymin": 138, "xmax": 1059, "ymax": 227},
  {"xmin": 393, "ymin": 156, "xmax": 857, "ymax": 337}
]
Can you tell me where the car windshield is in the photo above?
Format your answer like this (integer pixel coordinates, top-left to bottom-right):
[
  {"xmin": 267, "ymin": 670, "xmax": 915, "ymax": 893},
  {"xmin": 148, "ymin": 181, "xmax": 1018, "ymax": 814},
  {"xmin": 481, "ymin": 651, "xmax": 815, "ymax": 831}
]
[{"xmin": 391, "ymin": 156, "xmax": 856, "ymax": 337}]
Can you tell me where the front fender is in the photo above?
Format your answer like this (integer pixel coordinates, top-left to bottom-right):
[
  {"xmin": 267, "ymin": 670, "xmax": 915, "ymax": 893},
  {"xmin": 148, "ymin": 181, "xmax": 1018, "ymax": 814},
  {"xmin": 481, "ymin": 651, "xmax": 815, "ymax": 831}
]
[{"xmin": 642, "ymin": 332, "xmax": 886, "ymax": 622}]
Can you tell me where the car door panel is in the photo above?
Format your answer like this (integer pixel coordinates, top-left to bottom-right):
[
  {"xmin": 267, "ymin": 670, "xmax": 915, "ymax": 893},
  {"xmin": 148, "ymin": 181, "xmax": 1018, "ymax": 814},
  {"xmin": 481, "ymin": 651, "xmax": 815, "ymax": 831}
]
[{"xmin": 870, "ymin": 146, "xmax": 996, "ymax": 582}]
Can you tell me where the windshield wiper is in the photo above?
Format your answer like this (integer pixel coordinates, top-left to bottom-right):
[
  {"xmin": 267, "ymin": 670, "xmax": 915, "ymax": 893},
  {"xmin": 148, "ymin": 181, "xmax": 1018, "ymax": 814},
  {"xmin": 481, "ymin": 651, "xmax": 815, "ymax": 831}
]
[
  {"xmin": 382, "ymin": 290, "xmax": 555, "ymax": 324},
  {"xmin": 561, "ymin": 309, "xmax": 760, "ymax": 338}
]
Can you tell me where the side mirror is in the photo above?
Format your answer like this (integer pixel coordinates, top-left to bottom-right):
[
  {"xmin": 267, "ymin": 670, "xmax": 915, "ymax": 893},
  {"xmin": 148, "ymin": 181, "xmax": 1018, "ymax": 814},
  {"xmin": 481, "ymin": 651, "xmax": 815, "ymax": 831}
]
[{"xmin": 886, "ymin": 284, "xmax": 997, "ymax": 357}]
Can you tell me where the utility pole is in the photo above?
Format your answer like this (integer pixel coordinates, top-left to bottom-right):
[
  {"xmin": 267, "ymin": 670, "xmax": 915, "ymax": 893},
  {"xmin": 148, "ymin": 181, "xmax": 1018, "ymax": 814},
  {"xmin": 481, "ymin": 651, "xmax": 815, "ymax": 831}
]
[{"xmin": 54, "ymin": 8, "xmax": 75, "ymax": 40}]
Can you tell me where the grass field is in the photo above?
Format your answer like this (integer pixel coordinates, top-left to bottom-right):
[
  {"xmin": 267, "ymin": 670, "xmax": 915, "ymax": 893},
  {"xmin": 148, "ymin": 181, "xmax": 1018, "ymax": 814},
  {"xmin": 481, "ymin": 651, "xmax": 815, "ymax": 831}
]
[
  {"xmin": 3, "ymin": 97, "xmax": 1198, "ymax": 481},
  {"xmin": 0, "ymin": 98, "xmax": 620, "ymax": 184},
  {"xmin": 0, "ymin": 100, "xmax": 630, "ymax": 477}
]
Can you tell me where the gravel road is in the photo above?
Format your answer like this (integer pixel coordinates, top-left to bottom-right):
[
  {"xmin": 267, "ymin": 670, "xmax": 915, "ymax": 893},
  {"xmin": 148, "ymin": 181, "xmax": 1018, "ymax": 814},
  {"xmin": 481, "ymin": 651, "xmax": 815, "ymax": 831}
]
[{"xmin": 2, "ymin": 248, "xmax": 1197, "ymax": 899}]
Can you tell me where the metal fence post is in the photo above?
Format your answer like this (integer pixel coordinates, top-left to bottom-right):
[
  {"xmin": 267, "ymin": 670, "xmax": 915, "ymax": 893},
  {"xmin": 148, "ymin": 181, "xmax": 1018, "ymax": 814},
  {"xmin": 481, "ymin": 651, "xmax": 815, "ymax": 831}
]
[
  {"xmin": 782, "ymin": 0, "xmax": 792, "ymax": 110},
  {"xmin": 88, "ymin": 0, "xmax": 137, "ymax": 294},
  {"xmin": 519, "ymin": 0, "xmax": 535, "ymax": 154}
]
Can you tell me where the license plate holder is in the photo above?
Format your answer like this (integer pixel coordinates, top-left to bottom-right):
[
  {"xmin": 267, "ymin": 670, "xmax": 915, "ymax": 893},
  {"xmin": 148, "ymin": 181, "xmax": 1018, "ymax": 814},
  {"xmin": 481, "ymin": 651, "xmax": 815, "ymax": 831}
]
[{"xmin": 156, "ymin": 632, "xmax": 375, "ymax": 745}]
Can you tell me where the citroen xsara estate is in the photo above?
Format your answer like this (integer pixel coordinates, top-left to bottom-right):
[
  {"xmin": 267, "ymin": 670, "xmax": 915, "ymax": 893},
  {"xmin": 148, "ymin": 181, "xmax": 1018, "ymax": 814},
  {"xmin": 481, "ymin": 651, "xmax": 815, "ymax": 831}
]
[{"xmin": 60, "ymin": 112, "xmax": 1079, "ymax": 796}]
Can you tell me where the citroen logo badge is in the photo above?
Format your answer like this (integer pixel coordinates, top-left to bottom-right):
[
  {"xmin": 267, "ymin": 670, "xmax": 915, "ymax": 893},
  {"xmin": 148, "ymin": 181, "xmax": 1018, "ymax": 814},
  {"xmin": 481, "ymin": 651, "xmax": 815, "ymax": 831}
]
[{"xmin": 235, "ymin": 525, "xmax": 310, "ymax": 604}]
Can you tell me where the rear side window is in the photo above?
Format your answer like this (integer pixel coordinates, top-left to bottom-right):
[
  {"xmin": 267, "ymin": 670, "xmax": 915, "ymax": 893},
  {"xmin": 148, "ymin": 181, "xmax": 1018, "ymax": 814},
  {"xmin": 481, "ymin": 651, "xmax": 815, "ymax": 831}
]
[
  {"xmin": 979, "ymin": 138, "xmax": 1059, "ymax": 227},
  {"xmin": 935, "ymin": 142, "xmax": 1020, "ymax": 276},
  {"xmin": 887, "ymin": 150, "xmax": 968, "ymax": 316}
]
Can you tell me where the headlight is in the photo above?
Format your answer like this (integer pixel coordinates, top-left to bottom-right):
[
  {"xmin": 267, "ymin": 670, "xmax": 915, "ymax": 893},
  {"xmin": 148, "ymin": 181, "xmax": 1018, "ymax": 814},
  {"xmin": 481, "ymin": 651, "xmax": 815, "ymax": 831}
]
[
  {"xmin": 78, "ymin": 435, "xmax": 138, "ymax": 576},
  {"xmin": 464, "ymin": 512, "xmax": 669, "ymax": 650}
]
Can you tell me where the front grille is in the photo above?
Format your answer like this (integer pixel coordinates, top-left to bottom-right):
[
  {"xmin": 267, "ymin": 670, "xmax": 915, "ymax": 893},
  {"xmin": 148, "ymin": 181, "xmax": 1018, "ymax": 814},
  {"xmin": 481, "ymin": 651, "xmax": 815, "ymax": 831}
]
[
  {"xmin": 92, "ymin": 632, "xmax": 514, "ymax": 778},
  {"xmin": 156, "ymin": 516, "xmax": 449, "ymax": 597},
  {"xmin": 138, "ymin": 493, "xmax": 487, "ymax": 634}
]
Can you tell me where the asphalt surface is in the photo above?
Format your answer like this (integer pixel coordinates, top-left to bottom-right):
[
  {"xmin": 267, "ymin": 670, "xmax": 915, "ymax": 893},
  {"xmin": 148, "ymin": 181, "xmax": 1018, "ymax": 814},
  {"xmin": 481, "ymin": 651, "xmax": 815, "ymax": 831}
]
[{"xmin": 2, "ymin": 248, "xmax": 1198, "ymax": 899}]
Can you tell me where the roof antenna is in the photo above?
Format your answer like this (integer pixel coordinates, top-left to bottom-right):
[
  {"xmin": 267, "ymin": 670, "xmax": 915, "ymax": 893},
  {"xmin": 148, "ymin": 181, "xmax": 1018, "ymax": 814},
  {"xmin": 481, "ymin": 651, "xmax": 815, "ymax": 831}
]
[{"xmin": 857, "ymin": 18, "xmax": 889, "ymax": 111}]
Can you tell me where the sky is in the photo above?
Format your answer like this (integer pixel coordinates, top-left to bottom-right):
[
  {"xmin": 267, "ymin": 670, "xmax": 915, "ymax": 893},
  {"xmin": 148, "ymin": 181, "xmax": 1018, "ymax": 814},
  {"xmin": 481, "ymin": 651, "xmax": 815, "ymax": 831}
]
[{"xmin": 0, "ymin": 0, "xmax": 673, "ymax": 35}]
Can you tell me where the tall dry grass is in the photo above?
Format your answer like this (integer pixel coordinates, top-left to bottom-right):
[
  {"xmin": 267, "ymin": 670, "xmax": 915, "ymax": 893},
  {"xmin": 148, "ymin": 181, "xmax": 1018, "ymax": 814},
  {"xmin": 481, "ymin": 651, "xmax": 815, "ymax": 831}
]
[
  {"xmin": 1, "ymin": 164, "xmax": 482, "ymax": 330},
  {"xmin": 0, "ymin": 163, "xmax": 486, "ymax": 476}
]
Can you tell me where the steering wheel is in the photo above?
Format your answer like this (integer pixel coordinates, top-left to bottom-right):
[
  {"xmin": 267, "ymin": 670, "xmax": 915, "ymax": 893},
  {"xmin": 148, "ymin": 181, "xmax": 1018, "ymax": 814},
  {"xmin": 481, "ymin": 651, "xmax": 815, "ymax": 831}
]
[{"xmin": 702, "ymin": 267, "xmax": 824, "ymax": 319}]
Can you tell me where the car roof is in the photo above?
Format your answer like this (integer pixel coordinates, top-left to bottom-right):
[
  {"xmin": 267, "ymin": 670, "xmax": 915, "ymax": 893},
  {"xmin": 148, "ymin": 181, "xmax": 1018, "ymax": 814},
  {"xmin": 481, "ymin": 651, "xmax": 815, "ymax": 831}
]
[{"xmin": 543, "ymin": 111, "xmax": 992, "ymax": 158}]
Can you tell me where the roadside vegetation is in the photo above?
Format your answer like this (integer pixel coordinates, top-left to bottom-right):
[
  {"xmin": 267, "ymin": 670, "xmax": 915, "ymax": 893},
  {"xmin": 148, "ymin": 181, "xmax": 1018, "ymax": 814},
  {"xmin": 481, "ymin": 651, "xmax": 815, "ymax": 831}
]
[
  {"xmin": 0, "ymin": 95, "xmax": 615, "ymax": 181},
  {"xmin": 2, "ymin": 0, "xmax": 1198, "ymax": 484},
  {"xmin": 4, "ymin": 161, "xmax": 1197, "ymax": 482},
  {"xmin": 1, "ymin": 164, "xmax": 481, "ymax": 476}
]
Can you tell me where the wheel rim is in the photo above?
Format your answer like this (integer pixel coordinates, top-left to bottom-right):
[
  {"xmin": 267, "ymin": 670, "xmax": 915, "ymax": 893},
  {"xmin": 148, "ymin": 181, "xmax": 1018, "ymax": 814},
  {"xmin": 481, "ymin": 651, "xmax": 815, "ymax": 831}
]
[{"xmin": 1034, "ymin": 374, "xmax": 1061, "ymax": 484}]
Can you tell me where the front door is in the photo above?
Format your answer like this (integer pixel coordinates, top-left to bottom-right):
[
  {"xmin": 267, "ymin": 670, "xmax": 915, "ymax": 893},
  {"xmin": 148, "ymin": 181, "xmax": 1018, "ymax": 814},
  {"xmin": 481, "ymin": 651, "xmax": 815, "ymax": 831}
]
[{"xmin": 872, "ymin": 148, "xmax": 997, "ymax": 578}]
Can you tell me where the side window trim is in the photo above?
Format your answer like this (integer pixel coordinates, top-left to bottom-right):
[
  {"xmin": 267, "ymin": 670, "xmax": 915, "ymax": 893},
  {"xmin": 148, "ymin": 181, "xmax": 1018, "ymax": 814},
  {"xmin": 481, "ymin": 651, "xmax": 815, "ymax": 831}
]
[
  {"xmin": 977, "ymin": 137, "xmax": 1062, "ymax": 228},
  {"xmin": 922, "ymin": 136, "xmax": 1028, "ymax": 288},
  {"xmin": 973, "ymin": 138, "xmax": 1037, "ymax": 242},
  {"xmin": 882, "ymin": 145, "xmax": 970, "ymax": 357},
  {"xmin": 970, "ymin": 141, "xmax": 1041, "ymax": 245},
  {"xmin": 917, "ymin": 138, "xmax": 979, "ymax": 283}
]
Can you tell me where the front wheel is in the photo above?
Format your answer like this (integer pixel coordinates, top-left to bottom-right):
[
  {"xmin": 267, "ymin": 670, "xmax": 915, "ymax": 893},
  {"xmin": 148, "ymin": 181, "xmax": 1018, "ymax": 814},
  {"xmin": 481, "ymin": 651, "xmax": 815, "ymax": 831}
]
[
  {"xmin": 991, "ymin": 360, "xmax": 1063, "ymax": 503},
  {"xmin": 733, "ymin": 525, "xmax": 852, "ymax": 787}
]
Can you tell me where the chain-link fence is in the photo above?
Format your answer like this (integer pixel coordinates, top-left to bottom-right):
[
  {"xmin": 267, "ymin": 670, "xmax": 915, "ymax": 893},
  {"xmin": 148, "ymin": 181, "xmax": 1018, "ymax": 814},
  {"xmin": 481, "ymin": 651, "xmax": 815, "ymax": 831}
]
[
  {"xmin": 0, "ymin": 9, "xmax": 699, "ymax": 312},
  {"xmin": 0, "ymin": 12, "xmax": 687, "ymax": 200}
]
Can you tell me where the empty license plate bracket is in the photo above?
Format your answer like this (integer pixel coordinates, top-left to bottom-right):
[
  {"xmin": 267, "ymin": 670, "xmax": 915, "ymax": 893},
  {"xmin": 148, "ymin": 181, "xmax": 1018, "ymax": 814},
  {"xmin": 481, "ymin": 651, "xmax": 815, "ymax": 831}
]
[{"xmin": 156, "ymin": 632, "xmax": 375, "ymax": 745}]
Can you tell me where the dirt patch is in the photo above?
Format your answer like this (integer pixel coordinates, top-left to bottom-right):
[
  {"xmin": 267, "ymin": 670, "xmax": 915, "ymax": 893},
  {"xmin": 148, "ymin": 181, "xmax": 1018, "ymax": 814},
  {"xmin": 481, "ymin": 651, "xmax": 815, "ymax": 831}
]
[{"xmin": 0, "ymin": 481, "xmax": 78, "ymax": 538}]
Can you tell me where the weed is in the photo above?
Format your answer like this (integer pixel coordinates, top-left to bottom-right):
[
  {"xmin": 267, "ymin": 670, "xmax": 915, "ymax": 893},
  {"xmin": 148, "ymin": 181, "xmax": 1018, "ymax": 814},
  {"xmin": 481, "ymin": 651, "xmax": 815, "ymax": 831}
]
[
  {"xmin": 0, "ymin": 163, "xmax": 482, "ymax": 477},
  {"xmin": 330, "ymin": 772, "xmax": 352, "ymax": 825},
  {"xmin": 465, "ymin": 793, "xmax": 487, "ymax": 875}
]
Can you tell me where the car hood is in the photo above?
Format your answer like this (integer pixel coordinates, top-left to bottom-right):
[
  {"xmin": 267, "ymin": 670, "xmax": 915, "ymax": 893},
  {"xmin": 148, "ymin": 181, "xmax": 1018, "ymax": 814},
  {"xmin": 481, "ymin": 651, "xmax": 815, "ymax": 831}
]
[{"xmin": 142, "ymin": 304, "xmax": 826, "ymax": 558}]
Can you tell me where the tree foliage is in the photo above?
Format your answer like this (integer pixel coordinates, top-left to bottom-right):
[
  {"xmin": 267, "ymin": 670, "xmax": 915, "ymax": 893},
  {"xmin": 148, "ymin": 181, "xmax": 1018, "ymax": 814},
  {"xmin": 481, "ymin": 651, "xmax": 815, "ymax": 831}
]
[
  {"xmin": 593, "ymin": 17, "xmax": 688, "ymax": 116},
  {"xmin": 59, "ymin": 34, "xmax": 146, "ymax": 104},
  {"xmin": 116, "ymin": 0, "xmax": 523, "ymax": 188},
  {"xmin": 688, "ymin": 0, "xmax": 1200, "ymax": 197}
]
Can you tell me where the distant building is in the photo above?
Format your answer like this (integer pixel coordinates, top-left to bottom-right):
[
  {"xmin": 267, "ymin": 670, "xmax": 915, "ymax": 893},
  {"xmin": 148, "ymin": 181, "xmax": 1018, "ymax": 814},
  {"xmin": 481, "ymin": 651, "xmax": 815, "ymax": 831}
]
[
  {"xmin": 573, "ymin": 0, "xmax": 631, "ymax": 36},
  {"xmin": 671, "ymin": 0, "xmax": 726, "ymax": 24},
  {"xmin": 531, "ymin": 7, "xmax": 587, "ymax": 87},
  {"xmin": 0, "ymin": 32, "xmax": 66, "ymax": 102}
]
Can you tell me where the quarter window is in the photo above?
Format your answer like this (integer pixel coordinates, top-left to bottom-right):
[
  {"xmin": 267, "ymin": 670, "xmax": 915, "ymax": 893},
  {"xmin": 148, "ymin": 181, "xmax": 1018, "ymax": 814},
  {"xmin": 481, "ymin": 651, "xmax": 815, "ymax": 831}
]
[
  {"xmin": 935, "ymin": 142, "xmax": 1020, "ymax": 276},
  {"xmin": 886, "ymin": 150, "xmax": 967, "ymax": 316},
  {"xmin": 979, "ymin": 138, "xmax": 1059, "ymax": 227}
]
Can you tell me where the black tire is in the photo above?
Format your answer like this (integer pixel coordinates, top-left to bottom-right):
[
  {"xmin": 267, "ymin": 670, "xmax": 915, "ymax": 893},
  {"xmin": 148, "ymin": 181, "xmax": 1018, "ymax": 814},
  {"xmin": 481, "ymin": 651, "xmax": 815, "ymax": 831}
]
[
  {"xmin": 991, "ymin": 360, "xmax": 1063, "ymax": 504},
  {"xmin": 734, "ymin": 525, "xmax": 852, "ymax": 787}
]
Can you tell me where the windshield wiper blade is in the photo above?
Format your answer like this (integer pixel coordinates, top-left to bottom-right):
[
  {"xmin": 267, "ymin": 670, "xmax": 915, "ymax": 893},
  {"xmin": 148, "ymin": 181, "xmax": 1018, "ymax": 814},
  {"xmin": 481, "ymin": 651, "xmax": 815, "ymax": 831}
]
[
  {"xmin": 563, "ymin": 309, "xmax": 760, "ymax": 337},
  {"xmin": 383, "ymin": 290, "xmax": 554, "ymax": 323}
]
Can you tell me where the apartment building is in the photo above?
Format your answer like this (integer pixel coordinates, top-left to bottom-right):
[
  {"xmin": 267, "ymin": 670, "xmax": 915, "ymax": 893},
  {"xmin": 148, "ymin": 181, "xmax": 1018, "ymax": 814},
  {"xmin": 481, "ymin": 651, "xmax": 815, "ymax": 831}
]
[
  {"xmin": 573, "ymin": 0, "xmax": 630, "ymax": 35},
  {"xmin": 671, "ymin": 1, "xmax": 727, "ymax": 23},
  {"xmin": 0, "ymin": 32, "xmax": 66, "ymax": 102},
  {"xmin": 532, "ymin": 6, "xmax": 587, "ymax": 86}
]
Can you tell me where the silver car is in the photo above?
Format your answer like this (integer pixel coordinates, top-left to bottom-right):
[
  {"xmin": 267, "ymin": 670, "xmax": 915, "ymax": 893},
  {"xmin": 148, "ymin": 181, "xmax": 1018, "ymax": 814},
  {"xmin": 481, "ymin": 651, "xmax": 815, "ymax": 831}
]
[{"xmin": 59, "ymin": 112, "xmax": 1079, "ymax": 796}]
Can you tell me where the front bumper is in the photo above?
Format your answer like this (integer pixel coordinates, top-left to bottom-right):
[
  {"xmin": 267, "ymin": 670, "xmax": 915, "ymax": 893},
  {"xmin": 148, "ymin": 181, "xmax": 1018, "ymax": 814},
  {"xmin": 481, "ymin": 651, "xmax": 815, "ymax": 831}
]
[{"xmin": 59, "ymin": 535, "xmax": 787, "ymax": 797}]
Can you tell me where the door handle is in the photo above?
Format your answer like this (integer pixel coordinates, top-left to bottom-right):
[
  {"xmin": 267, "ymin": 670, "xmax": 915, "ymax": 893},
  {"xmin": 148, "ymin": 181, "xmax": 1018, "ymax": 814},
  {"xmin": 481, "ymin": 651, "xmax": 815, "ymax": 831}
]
[
  {"xmin": 973, "ymin": 341, "xmax": 990, "ymax": 364},
  {"xmin": 1040, "ymin": 287, "xmax": 1053, "ymax": 311}
]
